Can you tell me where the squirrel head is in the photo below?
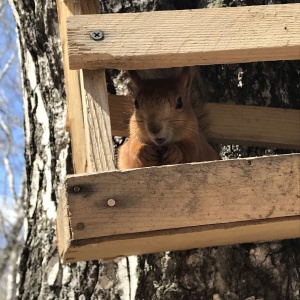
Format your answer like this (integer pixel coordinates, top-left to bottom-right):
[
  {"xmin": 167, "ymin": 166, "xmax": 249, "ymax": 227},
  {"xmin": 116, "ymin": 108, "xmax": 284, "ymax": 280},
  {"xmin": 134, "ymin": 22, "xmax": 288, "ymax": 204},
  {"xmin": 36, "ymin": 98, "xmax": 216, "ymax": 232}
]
[{"xmin": 128, "ymin": 67, "xmax": 199, "ymax": 146}]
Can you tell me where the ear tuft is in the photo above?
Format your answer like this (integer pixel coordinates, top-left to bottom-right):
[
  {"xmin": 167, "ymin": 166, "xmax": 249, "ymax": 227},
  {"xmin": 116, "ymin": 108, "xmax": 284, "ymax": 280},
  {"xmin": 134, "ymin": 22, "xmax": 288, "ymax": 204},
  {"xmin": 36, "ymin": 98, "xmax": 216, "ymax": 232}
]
[
  {"xmin": 178, "ymin": 67, "xmax": 191, "ymax": 88},
  {"xmin": 128, "ymin": 70, "xmax": 142, "ymax": 89}
]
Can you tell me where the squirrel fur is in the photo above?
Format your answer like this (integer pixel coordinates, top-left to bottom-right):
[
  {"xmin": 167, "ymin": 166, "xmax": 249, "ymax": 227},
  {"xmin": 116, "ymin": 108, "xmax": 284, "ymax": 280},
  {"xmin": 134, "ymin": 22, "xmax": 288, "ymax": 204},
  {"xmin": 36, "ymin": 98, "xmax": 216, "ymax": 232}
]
[{"xmin": 117, "ymin": 67, "xmax": 219, "ymax": 170}]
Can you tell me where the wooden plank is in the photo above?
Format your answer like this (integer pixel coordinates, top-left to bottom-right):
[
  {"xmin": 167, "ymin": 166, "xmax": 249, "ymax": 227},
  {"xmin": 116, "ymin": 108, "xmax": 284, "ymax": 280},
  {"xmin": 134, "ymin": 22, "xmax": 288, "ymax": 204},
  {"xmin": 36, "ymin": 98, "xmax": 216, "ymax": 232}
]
[
  {"xmin": 79, "ymin": 0, "xmax": 99, "ymax": 15},
  {"xmin": 56, "ymin": 154, "xmax": 300, "ymax": 262},
  {"xmin": 56, "ymin": 0, "xmax": 88, "ymax": 173},
  {"xmin": 56, "ymin": 187, "xmax": 71, "ymax": 260},
  {"xmin": 62, "ymin": 217, "xmax": 300, "ymax": 262},
  {"xmin": 56, "ymin": 0, "xmax": 115, "ymax": 262},
  {"xmin": 108, "ymin": 95, "xmax": 300, "ymax": 149},
  {"xmin": 108, "ymin": 94, "xmax": 132, "ymax": 137},
  {"xmin": 208, "ymin": 104, "xmax": 300, "ymax": 149},
  {"xmin": 70, "ymin": 1, "xmax": 114, "ymax": 173},
  {"xmin": 67, "ymin": 4, "xmax": 300, "ymax": 70},
  {"xmin": 56, "ymin": 0, "xmax": 102, "ymax": 174},
  {"xmin": 65, "ymin": 154, "xmax": 300, "ymax": 238},
  {"xmin": 80, "ymin": 70, "xmax": 115, "ymax": 172}
]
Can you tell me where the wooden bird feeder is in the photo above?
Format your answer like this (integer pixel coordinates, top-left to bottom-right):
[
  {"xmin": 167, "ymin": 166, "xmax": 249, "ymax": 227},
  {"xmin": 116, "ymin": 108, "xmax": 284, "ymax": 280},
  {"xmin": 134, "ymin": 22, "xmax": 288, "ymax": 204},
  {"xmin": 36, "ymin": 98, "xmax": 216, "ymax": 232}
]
[{"xmin": 56, "ymin": 0, "xmax": 300, "ymax": 263}]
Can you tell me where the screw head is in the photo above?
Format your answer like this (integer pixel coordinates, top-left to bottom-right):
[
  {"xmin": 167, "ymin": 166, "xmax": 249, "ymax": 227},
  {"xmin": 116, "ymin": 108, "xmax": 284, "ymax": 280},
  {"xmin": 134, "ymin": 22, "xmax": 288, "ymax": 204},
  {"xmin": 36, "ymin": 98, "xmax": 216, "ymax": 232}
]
[
  {"xmin": 90, "ymin": 30, "xmax": 104, "ymax": 41},
  {"xmin": 73, "ymin": 186, "xmax": 81, "ymax": 193},
  {"xmin": 76, "ymin": 222, "xmax": 85, "ymax": 230},
  {"xmin": 107, "ymin": 198, "xmax": 116, "ymax": 207}
]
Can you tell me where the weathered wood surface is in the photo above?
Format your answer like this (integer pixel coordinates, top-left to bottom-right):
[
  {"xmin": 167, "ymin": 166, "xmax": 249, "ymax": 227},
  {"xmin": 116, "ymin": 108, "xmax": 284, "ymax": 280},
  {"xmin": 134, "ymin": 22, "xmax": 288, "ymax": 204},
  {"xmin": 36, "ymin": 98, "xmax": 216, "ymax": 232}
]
[
  {"xmin": 56, "ymin": 188, "xmax": 71, "ymax": 262},
  {"xmin": 108, "ymin": 95, "xmax": 300, "ymax": 149},
  {"xmin": 80, "ymin": 70, "xmax": 115, "ymax": 172},
  {"xmin": 65, "ymin": 154, "xmax": 300, "ymax": 237},
  {"xmin": 108, "ymin": 94, "xmax": 132, "ymax": 137},
  {"xmin": 67, "ymin": 4, "xmax": 300, "ymax": 70},
  {"xmin": 56, "ymin": 0, "xmax": 100, "ymax": 174},
  {"xmin": 56, "ymin": 0, "xmax": 88, "ymax": 173},
  {"xmin": 208, "ymin": 103, "xmax": 300, "ymax": 149},
  {"xmin": 62, "ymin": 217, "xmax": 300, "ymax": 262},
  {"xmin": 57, "ymin": 154, "xmax": 300, "ymax": 261},
  {"xmin": 79, "ymin": 0, "xmax": 99, "ymax": 14},
  {"xmin": 56, "ymin": 0, "xmax": 104, "ymax": 258}
]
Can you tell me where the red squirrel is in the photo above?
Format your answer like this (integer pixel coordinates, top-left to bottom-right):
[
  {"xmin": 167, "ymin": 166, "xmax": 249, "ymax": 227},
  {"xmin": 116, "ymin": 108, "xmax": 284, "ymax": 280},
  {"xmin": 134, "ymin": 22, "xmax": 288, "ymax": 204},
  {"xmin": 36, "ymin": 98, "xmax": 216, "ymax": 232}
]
[{"xmin": 117, "ymin": 67, "xmax": 219, "ymax": 169}]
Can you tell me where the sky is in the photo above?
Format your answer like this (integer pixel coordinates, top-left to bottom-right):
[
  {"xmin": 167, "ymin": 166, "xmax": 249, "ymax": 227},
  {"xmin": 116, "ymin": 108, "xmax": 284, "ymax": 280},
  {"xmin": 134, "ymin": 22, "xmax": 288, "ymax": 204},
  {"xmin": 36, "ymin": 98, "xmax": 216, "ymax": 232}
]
[
  {"xmin": 0, "ymin": 0, "xmax": 24, "ymax": 202},
  {"xmin": 0, "ymin": 0, "xmax": 24, "ymax": 258},
  {"xmin": 0, "ymin": 7, "xmax": 24, "ymax": 296}
]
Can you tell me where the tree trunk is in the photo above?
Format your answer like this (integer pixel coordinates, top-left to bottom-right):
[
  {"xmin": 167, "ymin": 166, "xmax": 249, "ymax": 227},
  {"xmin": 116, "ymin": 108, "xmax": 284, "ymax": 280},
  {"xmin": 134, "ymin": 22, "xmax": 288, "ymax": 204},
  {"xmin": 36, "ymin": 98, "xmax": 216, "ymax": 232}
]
[
  {"xmin": 10, "ymin": 0, "xmax": 299, "ymax": 299},
  {"xmin": 10, "ymin": 0, "xmax": 126, "ymax": 299}
]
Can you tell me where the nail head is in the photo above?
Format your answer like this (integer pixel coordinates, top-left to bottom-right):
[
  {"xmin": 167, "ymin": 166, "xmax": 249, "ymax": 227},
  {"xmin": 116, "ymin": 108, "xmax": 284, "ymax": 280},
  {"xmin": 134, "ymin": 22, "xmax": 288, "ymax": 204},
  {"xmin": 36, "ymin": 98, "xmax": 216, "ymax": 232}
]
[
  {"xmin": 73, "ymin": 186, "xmax": 81, "ymax": 193},
  {"xmin": 107, "ymin": 198, "xmax": 116, "ymax": 207},
  {"xmin": 76, "ymin": 222, "xmax": 85, "ymax": 230}
]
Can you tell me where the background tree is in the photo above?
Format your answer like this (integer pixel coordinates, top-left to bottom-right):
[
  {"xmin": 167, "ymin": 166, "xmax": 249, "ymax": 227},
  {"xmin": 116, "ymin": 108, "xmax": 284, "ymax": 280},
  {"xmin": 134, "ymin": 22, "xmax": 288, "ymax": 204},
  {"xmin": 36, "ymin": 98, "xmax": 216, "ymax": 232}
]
[
  {"xmin": 8, "ymin": 0, "xmax": 300, "ymax": 299},
  {"xmin": 0, "ymin": 0, "xmax": 24, "ymax": 298}
]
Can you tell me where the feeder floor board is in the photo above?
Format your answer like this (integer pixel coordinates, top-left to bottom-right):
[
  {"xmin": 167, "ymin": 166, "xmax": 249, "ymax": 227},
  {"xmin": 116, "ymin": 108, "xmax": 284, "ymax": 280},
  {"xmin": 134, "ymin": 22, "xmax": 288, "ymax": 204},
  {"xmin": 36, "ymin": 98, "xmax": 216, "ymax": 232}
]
[{"xmin": 57, "ymin": 154, "xmax": 300, "ymax": 263}]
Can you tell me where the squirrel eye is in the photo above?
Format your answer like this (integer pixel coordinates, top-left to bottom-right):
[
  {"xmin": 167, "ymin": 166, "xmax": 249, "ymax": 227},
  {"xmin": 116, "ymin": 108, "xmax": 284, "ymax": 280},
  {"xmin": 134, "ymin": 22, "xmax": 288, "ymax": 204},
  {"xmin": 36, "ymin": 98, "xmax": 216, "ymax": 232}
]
[
  {"xmin": 134, "ymin": 99, "xmax": 139, "ymax": 109},
  {"xmin": 176, "ymin": 97, "xmax": 183, "ymax": 109}
]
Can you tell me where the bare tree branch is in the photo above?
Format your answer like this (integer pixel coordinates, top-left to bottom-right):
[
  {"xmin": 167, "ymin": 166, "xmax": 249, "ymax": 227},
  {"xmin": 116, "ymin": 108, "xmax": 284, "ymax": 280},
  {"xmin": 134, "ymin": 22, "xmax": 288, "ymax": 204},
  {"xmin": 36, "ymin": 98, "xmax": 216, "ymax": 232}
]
[
  {"xmin": 0, "ymin": 211, "xmax": 23, "ymax": 278},
  {"xmin": 0, "ymin": 114, "xmax": 17, "ymax": 203},
  {"xmin": 0, "ymin": 51, "xmax": 15, "ymax": 84},
  {"xmin": 0, "ymin": 1, "xmax": 24, "ymax": 298}
]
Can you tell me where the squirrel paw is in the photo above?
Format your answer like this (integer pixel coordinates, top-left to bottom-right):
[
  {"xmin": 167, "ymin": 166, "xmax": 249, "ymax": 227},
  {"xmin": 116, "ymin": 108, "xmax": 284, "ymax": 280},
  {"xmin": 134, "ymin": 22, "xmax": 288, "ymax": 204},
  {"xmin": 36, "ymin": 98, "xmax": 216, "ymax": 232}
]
[
  {"xmin": 161, "ymin": 144, "xmax": 182, "ymax": 165},
  {"xmin": 137, "ymin": 144, "xmax": 160, "ymax": 167}
]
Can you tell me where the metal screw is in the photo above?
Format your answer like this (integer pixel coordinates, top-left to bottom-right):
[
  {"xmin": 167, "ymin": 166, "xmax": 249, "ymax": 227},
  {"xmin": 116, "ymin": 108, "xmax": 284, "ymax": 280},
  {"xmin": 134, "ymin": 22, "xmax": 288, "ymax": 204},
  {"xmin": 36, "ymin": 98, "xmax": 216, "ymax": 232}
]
[
  {"xmin": 76, "ymin": 222, "xmax": 85, "ymax": 230},
  {"xmin": 90, "ymin": 30, "xmax": 104, "ymax": 41},
  {"xmin": 107, "ymin": 198, "xmax": 116, "ymax": 207},
  {"xmin": 73, "ymin": 186, "xmax": 81, "ymax": 193}
]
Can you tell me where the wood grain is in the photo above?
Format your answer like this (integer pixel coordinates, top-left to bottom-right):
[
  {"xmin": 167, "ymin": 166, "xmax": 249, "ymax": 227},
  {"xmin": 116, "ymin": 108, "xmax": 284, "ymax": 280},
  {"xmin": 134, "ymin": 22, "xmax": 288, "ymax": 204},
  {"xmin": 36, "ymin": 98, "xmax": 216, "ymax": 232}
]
[
  {"xmin": 56, "ymin": 0, "xmax": 88, "ymax": 173},
  {"xmin": 62, "ymin": 217, "xmax": 300, "ymax": 262},
  {"xmin": 80, "ymin": 70, "xmax": 115, "ymax": 172},
  {"xmin": 67, "ymin": 4, "xmax": 300, "ymax": 70},
  {"xmin": 56, "ymin": 0, "xmax": 114, "ymax": 260},
  {"xmin": 56, "ymin": 187, "xmax": 72, "ymax": 260},
  {"xmin": 208, "ymin": 103, "xmax": 300, "ymax": 149},
  {"xmin": 108, "ymin": 95, "xmax": 300, "ymax": 149},
  {"xmin": 57, "ymin": 154, "xmax": 300, "ymax": 262},
  {"xmin": 65, "ymin": 154, "xmax": 299, "ymax": 239},
  {"xmin": 79, "ymin": 0, "xmax": 99, "ymax": 14},
  {"xmin": 108, "ymin": 94, "xmax": 132, "ymax": 137},
  {"xmin": 57, "ymin": 0, "xmax": 113, "ymax": 174}
]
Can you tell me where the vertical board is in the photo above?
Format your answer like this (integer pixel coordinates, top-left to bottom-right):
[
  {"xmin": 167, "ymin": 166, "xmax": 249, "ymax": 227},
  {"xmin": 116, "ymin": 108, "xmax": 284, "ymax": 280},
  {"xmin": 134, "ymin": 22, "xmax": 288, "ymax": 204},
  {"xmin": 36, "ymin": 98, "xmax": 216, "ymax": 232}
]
[
  {"xmin": 56, "ymin": 0, "xmax": 88, "ymax": 173},
  {"xmin": 80, "ymin": 70, "xmax": 115, "ymax": 172}
]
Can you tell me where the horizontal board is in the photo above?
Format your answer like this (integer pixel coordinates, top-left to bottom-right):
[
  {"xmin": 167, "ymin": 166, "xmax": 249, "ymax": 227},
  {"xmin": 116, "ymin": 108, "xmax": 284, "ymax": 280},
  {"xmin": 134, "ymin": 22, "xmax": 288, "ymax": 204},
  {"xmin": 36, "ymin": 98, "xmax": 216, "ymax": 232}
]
[
  {"xmin": 108, "ymin": 95, "xmax": 300, "ymax": 149},
  {"xmin": 208, "ymin": 104, "xmax": 300, "ymax": 149},
  {"xmin": 64, "ymin": 154, "xmax": 299, "ymax": 239},
  {"xmin": 67, "ymin": 4, "xmax": 300, "ymax": 70},
  {"xmin": 61, "ymin": 217, "xmax": 300, "ymax": 262},
  {"xmin": 57, "ymin": 154, "xmax": 300, "ymax": 262}
]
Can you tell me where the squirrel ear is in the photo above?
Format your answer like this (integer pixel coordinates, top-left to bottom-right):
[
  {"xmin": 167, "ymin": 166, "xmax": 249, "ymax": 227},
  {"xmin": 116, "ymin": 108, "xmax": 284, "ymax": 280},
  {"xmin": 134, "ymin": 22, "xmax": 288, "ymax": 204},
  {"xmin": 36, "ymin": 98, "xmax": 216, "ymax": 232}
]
[
  {"xmin": 178, "ymin": 67, "xmax": 191, "ymax": 88},
  {"xmin": 128, "ymin": 70, "xmax": 142, "ymax": 89}
]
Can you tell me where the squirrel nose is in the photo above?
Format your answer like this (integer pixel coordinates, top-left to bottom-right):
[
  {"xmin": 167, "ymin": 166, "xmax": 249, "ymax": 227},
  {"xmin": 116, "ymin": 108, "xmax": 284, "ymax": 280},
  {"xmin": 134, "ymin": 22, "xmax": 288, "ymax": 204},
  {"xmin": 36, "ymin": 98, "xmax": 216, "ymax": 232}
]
[
  {"xmin": 155, "ymin": 138, "xmax": 166, "ymax": 145},
  {"xmin": 148, "ymin": 122, "xmax": 162, "ymax": 135}
]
